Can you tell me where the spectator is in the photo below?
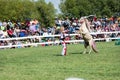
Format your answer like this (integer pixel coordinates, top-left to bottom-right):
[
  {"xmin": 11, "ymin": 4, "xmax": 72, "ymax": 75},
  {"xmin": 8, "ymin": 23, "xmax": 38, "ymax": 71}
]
[
  {"xmin": 2, "ymin": 29, "xmax": 9, "ymax": 38},
  {"xmin": 29, "ymin": 23, "xmax": 37, "ymax": 35},
  {"xmin": 7, "ymin": 28, "xmax": 16, "ymax": 38}
]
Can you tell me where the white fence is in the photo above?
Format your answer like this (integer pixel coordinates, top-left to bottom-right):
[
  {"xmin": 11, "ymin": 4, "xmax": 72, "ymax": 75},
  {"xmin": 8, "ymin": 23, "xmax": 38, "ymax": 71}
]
[{"xmin": 0, "ymin": 31, "xmax": 120, "ymax": 49}]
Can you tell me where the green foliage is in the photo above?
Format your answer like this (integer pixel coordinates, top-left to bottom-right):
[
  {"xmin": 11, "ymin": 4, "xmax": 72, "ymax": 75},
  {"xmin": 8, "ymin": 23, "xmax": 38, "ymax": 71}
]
[
  {"xmin": 60, "ymin": 0, "xmax": 120, "ymax": 18},
  {"xmin": 0, "ymin": 41, "xmax": 120, "ymax": 80},
  {"xmin": 36, "ymin": 0, "xmax": 56, "ymax": 27},
  {"xmin": 0, "ymin": 0, "xmax": 56, "ymax": 27}
]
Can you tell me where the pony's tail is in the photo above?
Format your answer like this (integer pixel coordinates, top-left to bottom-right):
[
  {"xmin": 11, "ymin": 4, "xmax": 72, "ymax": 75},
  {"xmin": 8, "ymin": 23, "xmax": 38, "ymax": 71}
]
[{"xmin": 92, "ymin": 41, "xmax": 98, "ymax": 53}]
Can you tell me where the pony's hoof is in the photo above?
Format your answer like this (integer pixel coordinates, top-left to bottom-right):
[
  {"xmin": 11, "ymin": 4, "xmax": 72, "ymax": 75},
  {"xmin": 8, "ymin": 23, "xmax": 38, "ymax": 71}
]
[
  {"xmin": 88, "ymin": 52, "xmax": 91, "ymax": 54},
  {"xmin": 83, "ymin": 52, "xmax": 86, "ymax": 54},
  {"xmin": 86, "ymin": 52, "xmax": 91, "ymax": 54}
]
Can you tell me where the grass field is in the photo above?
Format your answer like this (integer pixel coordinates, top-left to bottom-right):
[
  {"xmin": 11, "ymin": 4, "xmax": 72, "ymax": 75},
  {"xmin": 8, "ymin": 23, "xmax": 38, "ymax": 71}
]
[{"xmin": 0, "ymin": 41, "xmax": 120, "ymax": 80}]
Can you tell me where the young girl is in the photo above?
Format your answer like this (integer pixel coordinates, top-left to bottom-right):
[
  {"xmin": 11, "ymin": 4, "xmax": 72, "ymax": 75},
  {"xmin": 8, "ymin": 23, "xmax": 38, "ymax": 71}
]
[{"xmin": 60, "ymin": 26, "xmax": 67, "ymax": 56}]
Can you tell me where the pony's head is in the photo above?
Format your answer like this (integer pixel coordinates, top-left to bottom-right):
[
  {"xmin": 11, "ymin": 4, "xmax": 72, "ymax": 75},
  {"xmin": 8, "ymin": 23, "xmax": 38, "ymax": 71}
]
[
  {"xmin": 79, "ymin": 17, "xmax": 85, "ymax": 23},
  {"xmin": 79, "ymin": 17, "xmax": 91, "ymax": 32},
  {"xmin": 79, "ymin": 16, "xmax": 89, "ymax": 24}
]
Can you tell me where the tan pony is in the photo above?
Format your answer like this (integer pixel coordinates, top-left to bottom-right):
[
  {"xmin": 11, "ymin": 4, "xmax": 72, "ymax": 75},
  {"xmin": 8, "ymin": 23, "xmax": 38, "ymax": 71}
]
[{"xmin": 79, "ymin": 17, "xmax": 98, "ymax": 54}]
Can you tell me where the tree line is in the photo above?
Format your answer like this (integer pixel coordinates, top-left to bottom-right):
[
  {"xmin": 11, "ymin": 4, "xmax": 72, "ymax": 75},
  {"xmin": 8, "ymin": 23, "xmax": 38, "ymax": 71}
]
[
  {"xmin": 0, "ymin": 0, "xmax": 56, "ymax": 27},
  {"xmin": 0, "ymin": 0, "xmax": 120, "ymax": 27},
  {"xmin": 59, "ymin": 0, "xmax": 120, "ymax": 18}
]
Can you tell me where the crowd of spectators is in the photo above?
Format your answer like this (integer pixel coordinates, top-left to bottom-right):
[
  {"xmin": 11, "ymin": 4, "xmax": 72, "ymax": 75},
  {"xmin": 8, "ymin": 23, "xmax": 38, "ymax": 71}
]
[{"xmin": 0, "ymin": 15, "xmax": 120, "ymax": 49}]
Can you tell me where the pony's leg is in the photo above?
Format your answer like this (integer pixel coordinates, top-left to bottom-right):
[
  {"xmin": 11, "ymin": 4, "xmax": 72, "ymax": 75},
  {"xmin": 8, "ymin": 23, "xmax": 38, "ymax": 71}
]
[
  {"xmin": 83, "ymin": 43, "xmax": 88, "ymax": 54},
  {"xmin": 88, "ymin": 46, "xmax": 92, "ymax": 54},
  {"xmin": 88, "ymin": 40, "xmax": 93, "ymax": 54},
  {"xmin": 83, "ymin": 48, "xmax": 87, "ymax": 54}
]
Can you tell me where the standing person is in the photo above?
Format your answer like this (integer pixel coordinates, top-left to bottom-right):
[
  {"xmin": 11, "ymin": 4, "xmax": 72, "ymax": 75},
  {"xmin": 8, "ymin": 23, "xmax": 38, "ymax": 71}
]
[{"xmin": 60, "ymin": 26, "xmax": 67, "ymax": 56}]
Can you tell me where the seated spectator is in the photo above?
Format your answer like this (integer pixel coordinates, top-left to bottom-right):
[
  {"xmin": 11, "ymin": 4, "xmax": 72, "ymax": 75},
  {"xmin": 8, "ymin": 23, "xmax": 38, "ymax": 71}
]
[
  {"xmin": 96, "ymin": 25, "xmax": 104, "ymax": 38},
  {"xmin": 7, "ymin": 28, "xmax": 16, "ymax": 38},
  {"xmin": 19, "ymin": 29, "xmax": 27, "ymax": 37},
  {"xmin": 0, "ymin": 29, "xmax": 4, "ymax": 38},
  {"xmin": 14, "ymin": 26, "xmax": 20, "ymax": 37},
  {"xmin": 29, "ymin": 23, "xmax": 37, "ymax": 35},
  {"xmin": 2, "ymin": 29, "xmax": 9, "ymax": 38}
]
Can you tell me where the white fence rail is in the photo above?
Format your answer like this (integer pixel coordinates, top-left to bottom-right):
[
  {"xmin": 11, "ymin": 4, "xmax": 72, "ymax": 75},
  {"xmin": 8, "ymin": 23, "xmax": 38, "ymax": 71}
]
[{"xmin": 0, "ymin": 31, "xmax": 120, "ymax": 49}]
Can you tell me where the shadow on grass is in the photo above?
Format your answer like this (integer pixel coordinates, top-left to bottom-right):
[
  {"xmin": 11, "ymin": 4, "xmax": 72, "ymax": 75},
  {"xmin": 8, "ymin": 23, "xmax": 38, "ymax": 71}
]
[
  {"xmin": 54, "ymin": 52, "xmax": 83, "ymax": 56},
  {"xmin": 70, "ymin": 51, "xmax": 83, "ymax": 54},
  {"xmin": 54, "ymin": 54, "xmax": 63, "ymax": 56}
]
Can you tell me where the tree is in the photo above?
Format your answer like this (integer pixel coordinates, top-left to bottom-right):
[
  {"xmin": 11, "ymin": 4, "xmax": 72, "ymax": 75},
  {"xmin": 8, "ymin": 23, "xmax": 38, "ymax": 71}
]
[
  {"xmin": 60, "ymin": 0, "xmax": 120, "ymax": 18},
  {"xmin": 36, "ymin": 0, "xmax": 56, "ymax": 27},
  {"xmin": 0, "ymin": 0, "xmax": 56, "ymax": 27}
]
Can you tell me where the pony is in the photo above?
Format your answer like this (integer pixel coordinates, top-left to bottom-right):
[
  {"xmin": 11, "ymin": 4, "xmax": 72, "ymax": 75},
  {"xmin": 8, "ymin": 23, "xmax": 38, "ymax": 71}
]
[{"xmin": 79, "ymin": 17, "xmax": 98, "ymax": 54}]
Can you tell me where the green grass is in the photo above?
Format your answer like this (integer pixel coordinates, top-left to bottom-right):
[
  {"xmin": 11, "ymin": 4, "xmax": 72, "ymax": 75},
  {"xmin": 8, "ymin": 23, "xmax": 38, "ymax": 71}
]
[{"xmin": 0, "ymin": 41, "xmax": 120, "ymax": 80}]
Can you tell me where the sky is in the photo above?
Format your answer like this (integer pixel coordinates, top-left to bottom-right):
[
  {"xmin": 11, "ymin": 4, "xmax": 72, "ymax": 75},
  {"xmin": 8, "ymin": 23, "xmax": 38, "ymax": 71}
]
[{"xmin": 45, "ymin": 0, "xmax": 61, "ymax": 13}]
